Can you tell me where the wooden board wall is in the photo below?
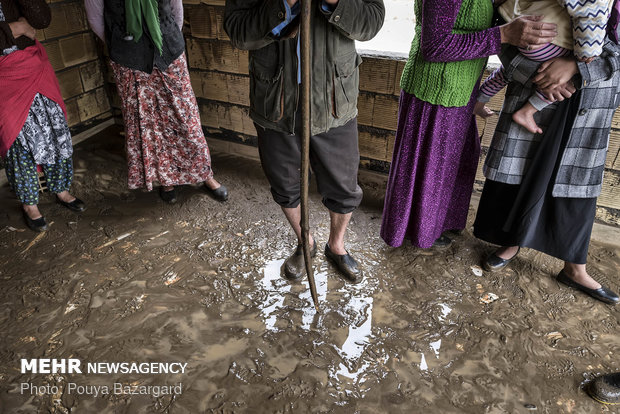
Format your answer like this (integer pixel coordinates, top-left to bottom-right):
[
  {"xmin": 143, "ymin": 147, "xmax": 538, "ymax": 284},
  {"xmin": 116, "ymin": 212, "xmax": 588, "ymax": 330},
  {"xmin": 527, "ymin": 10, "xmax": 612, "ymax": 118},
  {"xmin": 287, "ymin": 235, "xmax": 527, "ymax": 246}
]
[{"xmin": 40, "ymin": 0, "xmax": 112, "ymax": 131}]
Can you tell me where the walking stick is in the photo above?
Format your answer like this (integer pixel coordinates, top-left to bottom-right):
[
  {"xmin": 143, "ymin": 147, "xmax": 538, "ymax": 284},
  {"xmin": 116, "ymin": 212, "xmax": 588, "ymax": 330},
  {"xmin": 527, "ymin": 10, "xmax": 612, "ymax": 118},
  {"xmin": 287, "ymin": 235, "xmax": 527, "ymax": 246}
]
[{"xmin": 300, "ymin": 0, "xmax": 320, "ymax": 312}]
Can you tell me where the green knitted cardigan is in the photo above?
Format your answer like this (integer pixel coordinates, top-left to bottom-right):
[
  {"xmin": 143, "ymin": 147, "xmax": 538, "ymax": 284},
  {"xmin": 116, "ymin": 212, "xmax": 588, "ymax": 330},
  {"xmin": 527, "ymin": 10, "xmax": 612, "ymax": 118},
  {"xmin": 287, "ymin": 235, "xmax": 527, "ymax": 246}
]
[{"xmin": 400, "ymin": 0, "xmax": 494, "ymax": 107}]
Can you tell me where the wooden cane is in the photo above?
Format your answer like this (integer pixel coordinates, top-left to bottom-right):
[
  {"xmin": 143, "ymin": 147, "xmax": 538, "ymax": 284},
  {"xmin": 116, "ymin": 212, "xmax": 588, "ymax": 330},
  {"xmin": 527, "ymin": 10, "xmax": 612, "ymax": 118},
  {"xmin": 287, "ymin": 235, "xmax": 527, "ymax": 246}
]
[{"xmin": 300, "ymin": 0, "xmax": 320, "ymax": 312}]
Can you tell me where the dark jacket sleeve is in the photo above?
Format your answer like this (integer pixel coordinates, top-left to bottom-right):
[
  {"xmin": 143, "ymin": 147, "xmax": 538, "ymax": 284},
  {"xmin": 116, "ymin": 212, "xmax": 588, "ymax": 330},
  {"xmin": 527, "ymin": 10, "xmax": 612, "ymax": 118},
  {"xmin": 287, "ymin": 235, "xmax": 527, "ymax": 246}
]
[
  {"xmin": 224, "ymin": 0, "xmax": 288, "ymax": 50},
  {"xmin": 16, "ymin": 0, "xmax": 51, "ymax": 29},
  {"xmin": 320, "ymin": 0, "xmax": 384, "ymax": 41}
]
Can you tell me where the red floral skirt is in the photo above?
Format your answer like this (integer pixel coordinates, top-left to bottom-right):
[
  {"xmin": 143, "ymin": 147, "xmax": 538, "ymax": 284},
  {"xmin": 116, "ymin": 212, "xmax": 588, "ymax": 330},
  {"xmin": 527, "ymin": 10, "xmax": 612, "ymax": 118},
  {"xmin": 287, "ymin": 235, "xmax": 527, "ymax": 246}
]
[{"xmin": 111, "ymin": 54, "xmax": 213, "ymax": 190}]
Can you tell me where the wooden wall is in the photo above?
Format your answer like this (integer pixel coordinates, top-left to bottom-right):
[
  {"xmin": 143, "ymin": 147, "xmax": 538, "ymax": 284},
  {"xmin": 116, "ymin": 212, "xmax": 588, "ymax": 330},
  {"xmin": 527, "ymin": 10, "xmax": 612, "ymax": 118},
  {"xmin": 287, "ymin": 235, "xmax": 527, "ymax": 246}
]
[{"xmin": 40, "ymin": 0, "xmax": 112, "ymax": 132}]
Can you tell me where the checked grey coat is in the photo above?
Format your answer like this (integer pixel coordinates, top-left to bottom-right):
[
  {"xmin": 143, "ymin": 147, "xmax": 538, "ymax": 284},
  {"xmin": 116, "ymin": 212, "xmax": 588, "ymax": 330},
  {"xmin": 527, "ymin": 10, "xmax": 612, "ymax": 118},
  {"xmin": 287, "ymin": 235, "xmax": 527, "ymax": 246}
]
[{"xmin": 483, "ymin": 41, "xmax": 620, "ymax": 198}]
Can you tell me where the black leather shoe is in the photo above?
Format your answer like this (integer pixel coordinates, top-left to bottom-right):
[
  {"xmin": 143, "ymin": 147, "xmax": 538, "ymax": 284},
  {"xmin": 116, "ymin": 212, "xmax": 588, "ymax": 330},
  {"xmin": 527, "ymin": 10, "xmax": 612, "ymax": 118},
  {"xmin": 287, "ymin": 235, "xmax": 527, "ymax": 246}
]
[
  {"xmin": 205, "ymin": 184, "xmax": 228, "ymax": 202},
  {"xmin": 556, "ymin": 270, "xmax": 619, "ymax": 305},
  {"xmin": 483, "ymin": 247, "xmax": 520, "ymax": 272},
  {"xmin": 432, "ymin": 235, "xmax": 452, "ymax": 248},
  {"xmin": 282, "ymin": 239, "xmax": 317, "ymax": 280},
  {"xmin": 23, "ymin": 210, "xmax": 48, "ymax": 232},
  {"xmin": 56, "ymin": 196, "xmax": 86, "ymax": 212},
  {"xmin": 159, "ymin": 187, "xmax": 177, "ymax": 204},
  {"xmin": 588, "ymin": 372, "xmax": 620, "ymax": 405},
  {"xmin": 325, "ymin": 243, "xmax": 363, "ymax": 284}
]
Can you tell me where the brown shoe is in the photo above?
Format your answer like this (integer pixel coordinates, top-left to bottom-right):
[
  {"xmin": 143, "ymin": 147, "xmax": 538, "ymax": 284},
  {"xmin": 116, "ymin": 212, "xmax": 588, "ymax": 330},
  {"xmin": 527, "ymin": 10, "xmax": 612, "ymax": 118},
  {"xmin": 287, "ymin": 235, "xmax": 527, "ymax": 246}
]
[{"xmin": 282, "ymin": 239, "xmax": 317, "ymax": 281}]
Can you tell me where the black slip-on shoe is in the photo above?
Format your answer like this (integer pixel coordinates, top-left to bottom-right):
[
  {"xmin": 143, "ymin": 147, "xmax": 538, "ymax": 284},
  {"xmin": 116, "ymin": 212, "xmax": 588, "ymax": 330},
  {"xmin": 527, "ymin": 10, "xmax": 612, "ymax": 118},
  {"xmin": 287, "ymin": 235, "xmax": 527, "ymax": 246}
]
[
  {"xmin": 588, "ymin": 372, "xmax": 620, "ymax": 405},
  {"xmin": 23, "ymin": 210, "xmax": 48, "ymax": 232},
  {"xmin": 431, "ymin": 235, "xmax": 453, "ymax": 249},
  {"xmin": 159, "ymin": 187, "xmax": 177, "ymax": 204},
  {"xmin": 282, "ymin": 239, "xmax": 317, "ymax": 281},
  {"xmin": 482, "ymin": 247, "xmax": 520, "ymax": 272},
  {"xmin": 56, "ymin": 196, "xmax": 86, "ymax": 212},
  {"xmin": 325, "ymin": 243, "xmax": 363, "ymax": 284},
  {"xmin": 556, "ymin": 270, "xmax": 619, "ymax": 305},
  {"xmin": 205, "ymin": 184, "xmax": 228, "ymax": 202}
]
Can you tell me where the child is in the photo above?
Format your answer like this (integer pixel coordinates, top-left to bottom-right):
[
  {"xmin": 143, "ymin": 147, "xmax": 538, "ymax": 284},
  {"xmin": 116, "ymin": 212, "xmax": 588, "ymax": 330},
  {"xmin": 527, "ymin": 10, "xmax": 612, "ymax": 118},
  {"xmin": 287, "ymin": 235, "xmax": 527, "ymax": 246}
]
[{"xmin": 475, "ymin": 0, "xmax": 614, "ymax": 134}]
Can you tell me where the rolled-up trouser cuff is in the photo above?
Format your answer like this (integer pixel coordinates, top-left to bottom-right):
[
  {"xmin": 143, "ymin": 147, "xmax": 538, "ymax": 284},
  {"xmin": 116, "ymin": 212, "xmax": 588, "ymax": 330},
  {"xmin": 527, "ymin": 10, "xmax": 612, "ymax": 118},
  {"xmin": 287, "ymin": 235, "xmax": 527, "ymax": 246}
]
[{"xmin": 257, "ymin": 117, "xmax": 362, "ymax": 214}]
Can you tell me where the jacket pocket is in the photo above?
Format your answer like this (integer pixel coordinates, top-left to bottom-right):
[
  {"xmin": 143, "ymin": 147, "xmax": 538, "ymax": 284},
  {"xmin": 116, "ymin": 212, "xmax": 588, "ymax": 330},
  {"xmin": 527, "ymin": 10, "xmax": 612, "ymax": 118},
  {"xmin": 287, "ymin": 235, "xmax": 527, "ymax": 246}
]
[
  {"xmin": 249, "ymin": 57, "xmax": 285, "ymax": 122},
  {"xmin": 332, "ymin": 53, "xmax": 362, "ymax": 119}
]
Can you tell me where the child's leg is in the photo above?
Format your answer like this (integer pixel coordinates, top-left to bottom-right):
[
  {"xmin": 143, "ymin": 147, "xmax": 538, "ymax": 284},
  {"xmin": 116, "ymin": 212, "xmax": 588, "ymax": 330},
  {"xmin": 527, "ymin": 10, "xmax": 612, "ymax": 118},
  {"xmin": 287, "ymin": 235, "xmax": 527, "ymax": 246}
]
[
  {"xmin": 512, "ymin": 102, "xmax": 542, "ymax": 134},
  {"xmin": 512, "ymin": 91, "xmax": 552, "ymax": 135}
]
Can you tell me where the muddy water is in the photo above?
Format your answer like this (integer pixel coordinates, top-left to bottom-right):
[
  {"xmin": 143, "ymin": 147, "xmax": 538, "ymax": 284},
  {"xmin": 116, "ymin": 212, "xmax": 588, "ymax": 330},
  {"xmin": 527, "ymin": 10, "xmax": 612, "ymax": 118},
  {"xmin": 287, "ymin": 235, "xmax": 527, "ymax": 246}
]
[{"xmin": 0, "ymin": 127, "xmax": 618, "ymax": 414}]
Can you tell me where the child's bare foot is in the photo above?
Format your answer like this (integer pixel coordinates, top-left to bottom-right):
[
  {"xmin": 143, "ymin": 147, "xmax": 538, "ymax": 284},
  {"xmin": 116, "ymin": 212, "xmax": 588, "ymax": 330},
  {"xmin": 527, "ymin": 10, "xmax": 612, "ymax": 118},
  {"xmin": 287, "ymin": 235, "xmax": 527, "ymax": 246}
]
[
  {"xmin": 512, "ymin": 102, "xmax": 542, "ymax": 134},
  {"xmin": 474, "ymin": 101, "xmax": 494, "ymax": 118}
]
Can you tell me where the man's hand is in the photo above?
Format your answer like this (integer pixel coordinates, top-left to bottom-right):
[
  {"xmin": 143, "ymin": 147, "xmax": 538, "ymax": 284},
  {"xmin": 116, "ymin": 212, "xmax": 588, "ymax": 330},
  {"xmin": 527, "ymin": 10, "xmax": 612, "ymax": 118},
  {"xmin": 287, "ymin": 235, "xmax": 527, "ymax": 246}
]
[
  {"xmin": 8, "ymin": 17, "xmax": 36, "ymax": 40},
  {"xmin": 533, "ymin": 56, "xmax": 578, "ymax": 90}
]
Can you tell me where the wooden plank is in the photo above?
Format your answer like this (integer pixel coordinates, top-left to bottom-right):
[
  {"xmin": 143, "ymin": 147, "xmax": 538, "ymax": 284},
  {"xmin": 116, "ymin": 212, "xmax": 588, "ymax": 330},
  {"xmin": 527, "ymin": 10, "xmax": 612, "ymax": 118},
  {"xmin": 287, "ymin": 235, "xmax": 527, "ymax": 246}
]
[
  {"xmin": 80, "ymin": 61, "xmax": 105, "ymax": 91},
  {"xmin": 76, "ymin": 87, "xmax": 110, "ymax": 122},
  {"xmin": 393, "ymin": 60, "xmax": 405, "ymax": 95},
  {"xmin": 59, "ymin": 34, "xmax": 97, "ymax": 67},
  {"xmin": 189, "ymin": 6, "xmax": 218, "ymax": 39},
  {"xmin": 226, "ymin": 74, "xmax": 250, "ymax": 106},
  {"xmin": 607, "ymin": 128, "xmax": 620, "ymax": 169},
  {"xmin": 357, "ymin": 93, "xmax": 374, "ymax": 127},
  {"xmin": 359, "ymin": 58, "xmax": 396, "ymax": 95},
  {"xmin": 43, "ymin": 5, "xmax": 70, "ymax": 39},
  {"xmin": 199, "ymin": 102, "xmax": 220, "ymax": 129},
  {"xmin": 597, "ymin": 170, "xmax": 620, "ymax": 210},
  {"xmin": 372, "ymin": 94, "xmax": 399, "ymax": 131},
  {"xmin": 358, "ymin": 130, "xmax": 389, "ymax": 162},
  {"xmin": 56, "ymin": 67, "xmax": 84, "ymax": 99},
  {"xmin": 186, "ymin": 38, "xmax": 248, "ymax": 74},
  {"xmin": 43, "ymin": 41, "xmax": 65, "ymax": 71},
  {"xmin": 64, "ymin": 98, "xmax": 81, "ymax": 127}
]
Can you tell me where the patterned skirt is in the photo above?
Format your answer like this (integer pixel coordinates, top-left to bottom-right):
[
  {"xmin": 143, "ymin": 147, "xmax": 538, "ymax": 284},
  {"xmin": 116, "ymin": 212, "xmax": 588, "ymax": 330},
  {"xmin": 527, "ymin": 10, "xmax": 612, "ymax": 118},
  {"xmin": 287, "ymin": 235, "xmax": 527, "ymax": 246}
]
[{"xmin": 111, "ymin": 53, "xmax": 213, "ymax": 191}]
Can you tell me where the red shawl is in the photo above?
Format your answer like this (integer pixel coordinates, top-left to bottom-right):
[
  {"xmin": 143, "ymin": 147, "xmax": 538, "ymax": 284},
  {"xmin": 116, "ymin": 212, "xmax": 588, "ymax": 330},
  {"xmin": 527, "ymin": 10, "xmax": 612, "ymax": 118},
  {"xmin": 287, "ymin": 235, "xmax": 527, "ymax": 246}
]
[{"xmin": 0, "ymin": 40, "xmax": 66, "ymax": 157}]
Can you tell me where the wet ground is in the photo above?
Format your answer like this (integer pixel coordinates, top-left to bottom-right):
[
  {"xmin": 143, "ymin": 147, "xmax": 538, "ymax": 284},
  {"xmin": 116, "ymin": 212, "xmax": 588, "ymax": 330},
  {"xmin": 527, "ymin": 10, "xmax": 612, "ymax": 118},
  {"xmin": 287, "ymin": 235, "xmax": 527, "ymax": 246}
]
[{"xmin": 0, "ymin": 126, "xmax": 619, "ymax": 414}]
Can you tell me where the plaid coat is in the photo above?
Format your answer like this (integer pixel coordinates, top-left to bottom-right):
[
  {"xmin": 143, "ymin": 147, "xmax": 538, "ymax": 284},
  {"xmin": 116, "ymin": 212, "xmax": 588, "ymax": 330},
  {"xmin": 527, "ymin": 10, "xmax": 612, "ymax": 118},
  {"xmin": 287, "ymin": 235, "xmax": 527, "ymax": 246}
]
[{"xmin": 483, "ymin": 41, "xmax": 620, "ymax": 198}]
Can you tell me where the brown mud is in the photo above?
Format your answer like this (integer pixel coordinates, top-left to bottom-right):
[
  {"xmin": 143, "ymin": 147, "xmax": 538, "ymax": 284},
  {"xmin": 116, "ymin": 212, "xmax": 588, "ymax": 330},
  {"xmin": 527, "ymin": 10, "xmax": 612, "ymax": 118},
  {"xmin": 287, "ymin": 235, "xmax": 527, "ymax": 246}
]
[{"xmin": 0, "ymin": 126, "xmax": 618, "ymax": 414}]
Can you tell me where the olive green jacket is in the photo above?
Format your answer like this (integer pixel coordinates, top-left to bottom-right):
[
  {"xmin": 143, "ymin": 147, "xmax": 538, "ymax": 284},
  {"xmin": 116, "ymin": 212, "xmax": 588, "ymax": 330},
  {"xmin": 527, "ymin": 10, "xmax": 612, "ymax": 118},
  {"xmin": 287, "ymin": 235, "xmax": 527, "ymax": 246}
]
[{"xmin": 224, "ymin": 0, "xmax": 385, "ymax": 135}]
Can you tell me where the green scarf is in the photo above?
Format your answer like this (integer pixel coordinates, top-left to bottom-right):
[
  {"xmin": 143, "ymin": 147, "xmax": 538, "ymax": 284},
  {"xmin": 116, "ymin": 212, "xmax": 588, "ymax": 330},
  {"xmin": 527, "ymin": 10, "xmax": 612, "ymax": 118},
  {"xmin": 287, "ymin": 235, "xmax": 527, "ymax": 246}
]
[{"xmin": 125, "ymin": 0, "xmax": 163, "ymax": 55}]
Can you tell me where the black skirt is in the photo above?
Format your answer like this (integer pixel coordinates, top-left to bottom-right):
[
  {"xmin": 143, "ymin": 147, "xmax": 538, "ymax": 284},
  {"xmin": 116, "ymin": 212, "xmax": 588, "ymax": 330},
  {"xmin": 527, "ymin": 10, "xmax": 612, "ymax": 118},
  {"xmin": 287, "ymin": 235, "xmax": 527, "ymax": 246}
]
[{"xmin": 474, "ymin": 92, "xmax": 596, "ymax": 264}]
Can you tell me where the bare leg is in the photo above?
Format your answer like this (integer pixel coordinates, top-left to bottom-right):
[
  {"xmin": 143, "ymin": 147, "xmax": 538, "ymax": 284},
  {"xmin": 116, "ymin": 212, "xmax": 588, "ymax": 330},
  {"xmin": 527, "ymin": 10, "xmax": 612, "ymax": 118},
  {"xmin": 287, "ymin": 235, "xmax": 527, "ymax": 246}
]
[
  {"xmin": 562, "ymin": 262, "xmax": 602, "ymax": 290},
  {"xmin": 328, "ymin": 211, "xmax": 352, "ymax": 255},
  {"xmin": 512, "ymin": 102, "xmax": 543, "ymax": 134},
  {"xmin": 23, "ymin": 204, "xmax": 43, "ymax": 220},
  {"xmin": 495, "ymin": 245, "xmax": 519, "ymax": 260},
  {"xmin": 205, "ymin": 176, "xmax": 222, "ymax": 190},
  {"xmin": 282, "ymin": 206, "xmax": 314, "ymax": 246},
  {"xmin": 56, "ymin": 190, "xmax": 76, "ymax": 203}
]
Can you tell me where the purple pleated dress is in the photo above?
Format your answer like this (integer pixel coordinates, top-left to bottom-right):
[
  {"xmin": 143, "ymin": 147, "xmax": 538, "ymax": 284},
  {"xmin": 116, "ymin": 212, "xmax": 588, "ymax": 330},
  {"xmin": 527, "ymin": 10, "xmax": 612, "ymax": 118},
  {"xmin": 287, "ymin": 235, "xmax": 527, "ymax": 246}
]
[
  {"xmin": 380, "ymin": 0, "xmax": 501, "ymax": 249},
  {"xmin": 381, "ymin": 91, "xmax": 480, "ymax": 248}
]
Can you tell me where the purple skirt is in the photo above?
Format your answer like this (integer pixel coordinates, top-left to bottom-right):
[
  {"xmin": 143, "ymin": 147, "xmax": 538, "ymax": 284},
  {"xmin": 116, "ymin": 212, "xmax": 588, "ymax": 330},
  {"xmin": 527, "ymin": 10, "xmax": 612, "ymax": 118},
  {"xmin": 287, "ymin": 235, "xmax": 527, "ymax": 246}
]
[{"xmin": 381, "ymin": 90, "xmax": 480, "ymax": 248}]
